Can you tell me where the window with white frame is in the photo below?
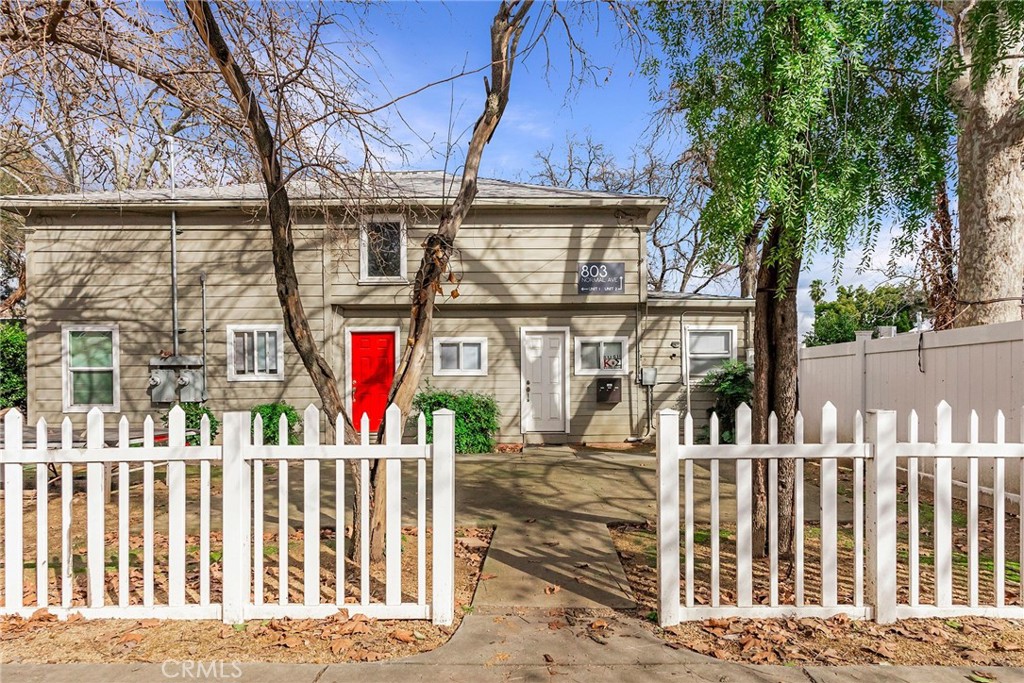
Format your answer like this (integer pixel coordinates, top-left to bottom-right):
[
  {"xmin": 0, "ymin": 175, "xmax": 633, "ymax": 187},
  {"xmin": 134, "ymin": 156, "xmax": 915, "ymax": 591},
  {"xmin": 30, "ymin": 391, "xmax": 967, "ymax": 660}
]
[
  {"xmin": 575, "ymin": 336, "xmax": 629, "ymax": 376},
  {"xmin": 63, "ymin": 325, "xmax": 120, "ymax": 411},
  {"xmin": 359, "ymin": 216, "xmax": 407, "ymax": 282},
  {"xmin": 686, "ymin": 327, "xmax": 736, "ymax": 377},
  {"xmin": 227, "ymin": 324, "xmax": 285, "ymax": 381},
  {"xmin": 433, "ymin": 337, "xmax": 487, "ymax": 376}
]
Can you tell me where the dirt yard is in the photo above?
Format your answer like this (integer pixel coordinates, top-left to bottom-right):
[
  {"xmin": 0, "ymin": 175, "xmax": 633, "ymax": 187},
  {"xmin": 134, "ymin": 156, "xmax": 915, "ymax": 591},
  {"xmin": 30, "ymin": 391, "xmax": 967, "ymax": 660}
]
[{"xmin": 610, "ymin": 468, "xmax": 1024, "ymax": 668}]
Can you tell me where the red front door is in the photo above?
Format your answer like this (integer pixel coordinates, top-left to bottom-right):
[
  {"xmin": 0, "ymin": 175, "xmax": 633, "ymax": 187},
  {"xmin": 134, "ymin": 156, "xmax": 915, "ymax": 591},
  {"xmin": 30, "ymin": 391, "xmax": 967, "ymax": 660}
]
[{"xmin": 351, "ymin": 331, "xmax": 396, "ymax": 432}]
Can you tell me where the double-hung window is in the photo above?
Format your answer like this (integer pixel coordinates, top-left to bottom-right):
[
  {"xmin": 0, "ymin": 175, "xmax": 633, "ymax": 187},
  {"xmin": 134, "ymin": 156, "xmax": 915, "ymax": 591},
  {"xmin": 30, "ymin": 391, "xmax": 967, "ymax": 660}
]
[
  {"xmin": 228, "ymin": 324, "xmax": 285, "ymax": 381},
  {"xmin": 433, "ymin": 337, "xmax": 487, "ymax": 376},
  {"xmin": 575, "ymin": 336, "xmax": 629, "ymax": 376},
  {"xmin": 686, "ymin": 326, "xmax": 737, "ymax": 377},
  {"xmin": 63, "ymin": 324, "xmax": 120, "ymax": 412},
  {"xmin": 359, "ymin": 215, "xmax": 407, "ymax": 283}
]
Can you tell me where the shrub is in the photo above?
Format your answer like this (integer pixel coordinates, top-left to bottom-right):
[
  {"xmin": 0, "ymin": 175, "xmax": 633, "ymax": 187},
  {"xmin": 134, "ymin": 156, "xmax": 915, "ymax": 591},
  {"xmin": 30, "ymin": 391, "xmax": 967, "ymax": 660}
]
[
  {"xmin": 251, "ymin": 402, "xmax": 302, "ymax": 444},
  {"xmin": 412, "ymin": 389, "xmax": 500, "ymax": 454},
  {"xmin": 697, "ymin": 360, "xmax": 753, "ymax": 444},
  {"xmin": 0, "ymin": 321, "xmax": 26, "ymax": 411},
  {"xmin": 161, "ymin": 403, "xmax": 219, "ymax": 446}
]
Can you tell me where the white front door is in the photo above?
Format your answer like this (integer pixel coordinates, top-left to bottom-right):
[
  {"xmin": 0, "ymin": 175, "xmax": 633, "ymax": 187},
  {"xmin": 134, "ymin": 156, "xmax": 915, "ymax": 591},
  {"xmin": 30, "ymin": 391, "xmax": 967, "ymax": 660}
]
[{"xmin": 521, "ymin": 330, "xmax": 567, "ymax": 433}]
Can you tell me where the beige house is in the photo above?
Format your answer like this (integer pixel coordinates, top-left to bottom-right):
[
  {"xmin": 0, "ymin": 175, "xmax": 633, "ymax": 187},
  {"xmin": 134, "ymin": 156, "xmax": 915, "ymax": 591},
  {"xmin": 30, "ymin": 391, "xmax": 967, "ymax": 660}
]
[{"xmin": 2, "ymin": 172, "xmax": 753, "ymax": 444}]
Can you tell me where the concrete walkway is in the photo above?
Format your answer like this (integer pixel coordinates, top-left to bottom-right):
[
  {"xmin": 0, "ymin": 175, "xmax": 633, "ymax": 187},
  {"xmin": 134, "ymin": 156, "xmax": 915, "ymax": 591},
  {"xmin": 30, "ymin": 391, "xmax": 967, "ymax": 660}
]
[{"xmin": 7, "ymin": 446, "xmax": 1024, "ymax": 682}]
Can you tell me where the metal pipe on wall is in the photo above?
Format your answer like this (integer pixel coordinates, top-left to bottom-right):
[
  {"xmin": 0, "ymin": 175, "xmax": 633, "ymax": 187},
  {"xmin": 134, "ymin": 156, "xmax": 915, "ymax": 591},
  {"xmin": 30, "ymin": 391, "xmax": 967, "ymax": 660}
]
[
  {"xmin": 200, "ymin": 271, "xmax": 208, "ymax": 400},
  {"xmin": 166, "ymin": 135, "xmax": 181, "ymax": 357}
]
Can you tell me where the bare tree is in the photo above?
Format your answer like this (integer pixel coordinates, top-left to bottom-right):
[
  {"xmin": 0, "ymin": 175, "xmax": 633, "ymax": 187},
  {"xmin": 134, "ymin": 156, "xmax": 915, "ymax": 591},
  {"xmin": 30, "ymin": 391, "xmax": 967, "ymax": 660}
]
[
  {"xmin": 533, "ymin": 134, "xmax": 738, "ymax": 294},
  {"xmin": 2, "ymin": 0, "xmax": 549, "ymax": 560}
]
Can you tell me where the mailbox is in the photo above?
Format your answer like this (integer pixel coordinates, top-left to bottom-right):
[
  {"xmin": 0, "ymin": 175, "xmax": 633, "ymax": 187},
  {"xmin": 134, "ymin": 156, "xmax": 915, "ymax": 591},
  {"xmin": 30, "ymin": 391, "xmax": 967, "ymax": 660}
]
[{"xmin": 596, "ymin": 378, "xmax": 621, "ymax": 403}]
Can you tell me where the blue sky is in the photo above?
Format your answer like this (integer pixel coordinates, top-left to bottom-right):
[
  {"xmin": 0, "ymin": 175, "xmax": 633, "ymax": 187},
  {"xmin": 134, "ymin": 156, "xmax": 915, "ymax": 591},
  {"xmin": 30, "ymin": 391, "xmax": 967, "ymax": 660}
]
[{"xmin": 357, "ymin": 1, "xmax": 899, "ymax": 335}]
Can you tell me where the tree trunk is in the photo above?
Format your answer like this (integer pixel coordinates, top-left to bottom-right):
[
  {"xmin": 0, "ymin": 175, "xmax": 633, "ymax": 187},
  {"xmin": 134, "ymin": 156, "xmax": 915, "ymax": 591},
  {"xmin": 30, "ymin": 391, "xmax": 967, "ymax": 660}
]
[
  {"xmin": 750, "ymin": 218, "xmax": 801, "ymax": 559},
  {"xmin": 950, "ymin": 15, "xmax": 1024, "ymax": 327},
  {"xmin": 739, "ymin": 213, "xmax": 765, "ymax": 298},
  {"xmin": 366, "ymin": 0, "xmax": 531, "ymax": 561},
  {"xmin": 922, "ymin": 184, "xmax": 957, "ymax": 331}
]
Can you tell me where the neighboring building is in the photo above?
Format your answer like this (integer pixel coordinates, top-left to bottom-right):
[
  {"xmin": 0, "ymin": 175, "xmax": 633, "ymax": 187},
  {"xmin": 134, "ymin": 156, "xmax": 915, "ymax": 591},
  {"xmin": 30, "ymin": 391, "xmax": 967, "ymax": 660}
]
[{"xmin": 1, "ymin": 172, "xmax": 753, "ymax": 444}]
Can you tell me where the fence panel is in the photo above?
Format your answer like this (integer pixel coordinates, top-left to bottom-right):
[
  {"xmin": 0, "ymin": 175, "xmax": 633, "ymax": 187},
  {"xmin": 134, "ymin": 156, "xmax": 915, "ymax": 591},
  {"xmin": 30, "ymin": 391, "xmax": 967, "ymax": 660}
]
[
  {"xmin": 657, "ymin": 401, "xmax": 1024, "ymax": 626},
  {"xmin": 0, "ymin": 404, "xmax": 456, "ymax": 625}
]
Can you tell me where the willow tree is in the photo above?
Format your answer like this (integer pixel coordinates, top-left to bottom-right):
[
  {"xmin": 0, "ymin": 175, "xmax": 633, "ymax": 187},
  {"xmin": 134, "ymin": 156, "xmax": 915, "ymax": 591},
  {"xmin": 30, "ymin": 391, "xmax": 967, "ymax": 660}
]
[{"xmin": 648, "ymin": 0, "xmax": 949, "ymax": 555}]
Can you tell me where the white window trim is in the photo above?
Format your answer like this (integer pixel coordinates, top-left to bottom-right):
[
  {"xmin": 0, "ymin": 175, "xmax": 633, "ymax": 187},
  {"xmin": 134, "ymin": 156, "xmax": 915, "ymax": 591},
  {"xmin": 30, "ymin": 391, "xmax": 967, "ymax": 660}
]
[
  {"xmin": 358, "ymin": 214, "xmax": 408, "ymax": 284},
  {"xmin": 433, "ymin": 336, "xmax": 488, "ymax": 376},
  {"xmin": 685, "ymin": 325, "xmax": 738, "ymax": 379},
  {"xmin": 227, "ymin": 324, "xmax": 286, "ymax": 382},
  {"xmin": 574, "ymin": 336, "xmax": 630, "ymax": 376},
  {"xmin": 62, "ymin": 324, "xmax": 120, "ymax": 413}
]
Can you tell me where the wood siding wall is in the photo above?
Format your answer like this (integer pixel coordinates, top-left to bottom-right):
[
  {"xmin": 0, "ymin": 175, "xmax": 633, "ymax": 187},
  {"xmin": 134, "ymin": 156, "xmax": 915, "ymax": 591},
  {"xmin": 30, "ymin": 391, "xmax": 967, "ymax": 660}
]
[
  {"xmin": 25, "ymin": 210, "xmax": 324, "ymax": 425},
  {"xmin": 329, "ymin": 208, "xmax": 644, "ymax": 307},
  {"xmin": 24, "ymin": 205, "xmax": 750, "ymax": 444}
]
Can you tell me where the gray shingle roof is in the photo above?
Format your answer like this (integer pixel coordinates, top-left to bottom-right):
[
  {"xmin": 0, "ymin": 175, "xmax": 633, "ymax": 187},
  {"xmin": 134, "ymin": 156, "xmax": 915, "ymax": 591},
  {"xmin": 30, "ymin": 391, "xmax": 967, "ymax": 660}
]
[{"xmin": 0, "ymin": 170, "xmax": 666, "ymax": 211}]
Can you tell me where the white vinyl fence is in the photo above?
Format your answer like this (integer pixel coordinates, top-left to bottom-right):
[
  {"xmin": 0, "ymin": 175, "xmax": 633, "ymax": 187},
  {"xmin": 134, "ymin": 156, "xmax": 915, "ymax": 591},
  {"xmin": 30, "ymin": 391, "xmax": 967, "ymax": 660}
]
[
  {"xmin": 0, "ymin": 404, "xmax": 455, "ymax": 625},
  {"xmin": 657, "ymin": 401, "xmax": 1024, "ymax": 626},
  {"xmin": 798, "ymin": 320, "xmax": 1024, "ymax": 499}
]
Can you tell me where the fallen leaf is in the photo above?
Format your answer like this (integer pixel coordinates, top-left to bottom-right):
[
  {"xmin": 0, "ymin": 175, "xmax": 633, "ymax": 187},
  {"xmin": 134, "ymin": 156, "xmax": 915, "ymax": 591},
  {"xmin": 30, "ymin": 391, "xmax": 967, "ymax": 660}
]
[
  {"xmin": 480, "ymin": 573, "xmax": 498, "ymax": 581},
  {"xmin": 29, "ymin": 609, "xmax": 55, "ymax": 622},
  {"xmin": 548, "ymin": 620, "xmax": 565, "ymax": 630},
  {"xmin": 137, "ymin": 619, "xmax": 161, "ymax": 629},
  {"xmin": 590, "ymin": 619, "xmax": 609, "ymax": 630},
  {"xmin": 573, "ymin": 562, "xmax": 589, "ymax": 569},
  {"xmin": 117, "ymin": 632, "xmax": 144, "ymax": 645},
  {"xmin": 967, "ymin": 672, "xmax": 997, "ymax": 683},
  {"xmin": 543, "ymin": 541, "xmax": 560, "ymax": 547},
  {"xmin": 525, "ymin": 519, "xmax": 537, "ymax": 524},
  {"xmin": 543, "ymin": 654, "xmax": 554, "ymax": 664},
  {"xmin": 391, "ymin": 629, "xmax": 416, "ymax": 643},
  {"xmin": 544, "ymin": 584, "xmax": 561, "ymax": 595},
  {"xmin": 330, "ymin": 638, "xmax": 353, "ymax": 655},
  {"xmin": 281, "ymin": 636, "xmax": 303, "ymax": 648}
]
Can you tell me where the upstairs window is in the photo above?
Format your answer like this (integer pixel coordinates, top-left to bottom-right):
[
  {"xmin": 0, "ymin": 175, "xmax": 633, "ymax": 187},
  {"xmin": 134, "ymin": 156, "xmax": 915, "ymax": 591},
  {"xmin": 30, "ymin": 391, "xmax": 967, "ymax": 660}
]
[
  {"xmin": 360, "ymin": 216, "xmax": 407, "ymax": 282},
  {"xmin": 63, "ymin": 325, "xmax": 120, "ymax": 412},
  {"xmin": 433, "ymin": 337, "xmax": 487, "ymax": 376},
  {"xmin": 228, "ymin": 324, "xmax": 285, "ymax": 381},
  {"xmin": 575, "ymin": 336, "xmax": 629, "ymax": 376},
  {"xmin": 687, "ymin": 327, "xmax": 736, "ymax": 377}
]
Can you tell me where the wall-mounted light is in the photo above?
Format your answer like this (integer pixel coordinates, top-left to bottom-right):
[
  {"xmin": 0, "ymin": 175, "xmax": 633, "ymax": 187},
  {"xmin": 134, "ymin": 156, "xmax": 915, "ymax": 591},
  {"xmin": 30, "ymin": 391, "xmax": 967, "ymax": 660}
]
[{"xmin": 670, "ymin": 340, "xmax": 680, "ymax": 349}]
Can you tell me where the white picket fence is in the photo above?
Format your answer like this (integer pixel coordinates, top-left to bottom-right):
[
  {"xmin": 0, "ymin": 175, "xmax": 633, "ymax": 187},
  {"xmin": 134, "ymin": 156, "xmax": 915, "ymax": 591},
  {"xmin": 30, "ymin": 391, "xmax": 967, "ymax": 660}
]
[
  {"xmin": 657, "ymin": 401, "xmax": 1024, "ymax": 626},
  {"xmin": 0, "ymin": 404, "xmax": 455, "ymax": 625}
]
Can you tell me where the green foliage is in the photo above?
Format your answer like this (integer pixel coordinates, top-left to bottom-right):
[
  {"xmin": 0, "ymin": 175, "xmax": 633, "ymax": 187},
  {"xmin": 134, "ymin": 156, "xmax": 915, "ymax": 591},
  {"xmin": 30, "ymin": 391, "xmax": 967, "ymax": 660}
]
[
  {"xmin": 698, "ymin": 360, "xmax": 753, "ymax": 444},
  {"xmin": 0, "ymin": 322, "xmax": 26, "ymax": 411},
  {"xmin": 412, "ymin": 389, "xmax": 500, "ymax": 454},
  {"xmin": 161, "ymin": 403, "xmax": 219, "ymax": 446},
  {"xmin": 804, "ymin": 279, "xmax": 926, "ymax": 346},
  {"xmin": 251, "ymin": 402, "xmax": 302, "ymax": 445},
  {"xmin": 645, "ymin": 0, "xmax": 952, "ymax": 288}
]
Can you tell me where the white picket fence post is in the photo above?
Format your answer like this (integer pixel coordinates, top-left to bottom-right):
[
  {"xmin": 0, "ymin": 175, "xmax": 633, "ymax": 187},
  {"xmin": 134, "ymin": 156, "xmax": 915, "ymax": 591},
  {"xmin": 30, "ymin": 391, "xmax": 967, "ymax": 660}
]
[
  {"xmin": 4, "ymin": 409, "xmax": 23, "ymax": 610},
  {"xmin": 866, "ymin": 409, "xmax": 897, "ymax": 623},
  {"xmin": 431, "ymin": 409, "xmax": 456, "ymax": 626},
  {"xmin": 656, "ymin": 409, "xmax": 680, "ymax": 627},
  {"xmin": 221, "ymin": 411, "xmax": 252, "ymax": 624}
]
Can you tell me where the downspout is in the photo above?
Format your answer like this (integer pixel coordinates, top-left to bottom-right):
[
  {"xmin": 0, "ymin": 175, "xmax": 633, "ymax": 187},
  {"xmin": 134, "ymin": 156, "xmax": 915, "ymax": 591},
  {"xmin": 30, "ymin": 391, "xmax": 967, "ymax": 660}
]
[
  {"xmin": 200, "ymin": 272, "xmax": 209, "ymax": 400},
  {"xmin": 627, "ymin": 224, "xmax": 651, "ymax": 442},
  {"xmin": 166, "ymin": 135, "xmax": 181, "ymax": 357}
]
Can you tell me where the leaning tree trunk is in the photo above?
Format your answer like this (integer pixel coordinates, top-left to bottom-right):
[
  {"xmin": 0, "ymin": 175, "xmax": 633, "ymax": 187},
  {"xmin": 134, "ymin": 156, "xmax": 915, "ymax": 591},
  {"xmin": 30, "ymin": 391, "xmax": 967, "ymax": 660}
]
[
  {"xmin": 750, "ymin": 218, "xmax": 801, "ymax": 559},
  {"xmin": 950, "ymin": 16, "xmax": 1024, "ymax": 327},
  {"xmin": 366, "ymin": 0, "xmax": 531, "ymax": 561}
]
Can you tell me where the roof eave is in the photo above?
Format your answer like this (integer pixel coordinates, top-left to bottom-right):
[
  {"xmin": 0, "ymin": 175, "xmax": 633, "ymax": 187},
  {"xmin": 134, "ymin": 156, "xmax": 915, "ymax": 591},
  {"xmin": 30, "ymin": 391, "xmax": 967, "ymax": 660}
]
[{"xmin": 0, "ymin": 195, "xmax": 669, "ymax": 214}]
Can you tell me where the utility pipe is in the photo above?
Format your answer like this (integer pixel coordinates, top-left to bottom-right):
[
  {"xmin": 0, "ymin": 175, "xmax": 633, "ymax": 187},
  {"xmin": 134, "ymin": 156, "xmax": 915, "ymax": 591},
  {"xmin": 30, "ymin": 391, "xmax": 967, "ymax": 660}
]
[{"xmin": 166, "ymin": 135, "xmax": 181, "ymax": 357}]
